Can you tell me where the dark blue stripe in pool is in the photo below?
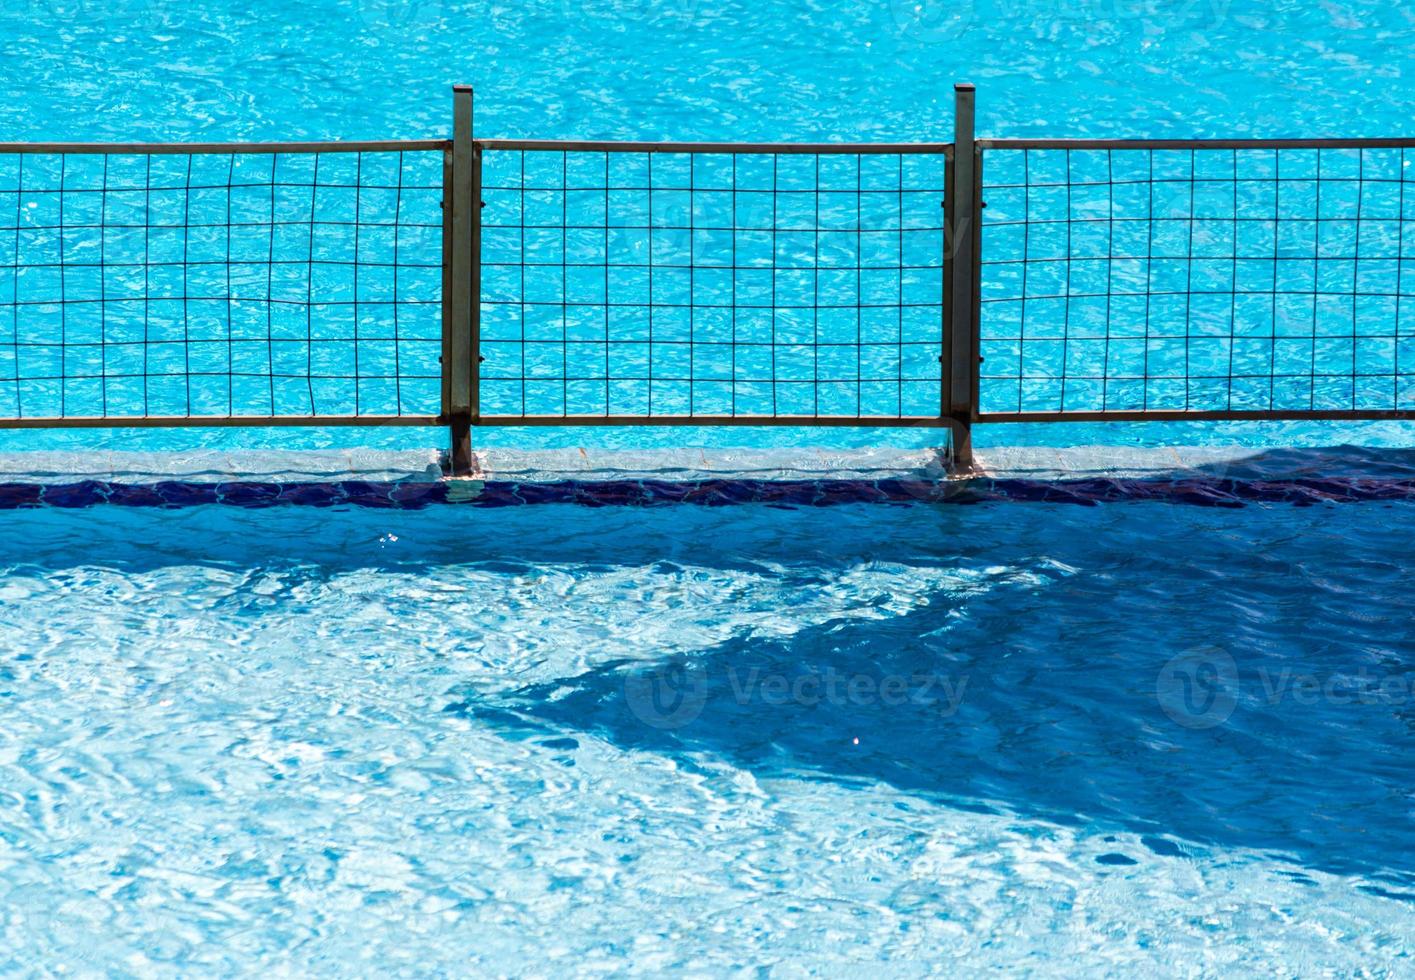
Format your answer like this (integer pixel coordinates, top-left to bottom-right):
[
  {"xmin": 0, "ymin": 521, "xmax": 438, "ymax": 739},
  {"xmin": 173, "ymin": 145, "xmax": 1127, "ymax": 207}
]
[{"xmin": 3, "ymin": 476, "xmax": 1415, "ymax": 509}]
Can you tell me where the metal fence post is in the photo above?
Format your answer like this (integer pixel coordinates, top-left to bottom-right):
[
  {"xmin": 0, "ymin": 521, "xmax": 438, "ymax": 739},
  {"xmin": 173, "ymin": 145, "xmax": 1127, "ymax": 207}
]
[
  {"xmin": 947, "ymin": 83, "xmax": 978, "ymax": 472},
  {"xmin": 447, "ymin": 84, "xmax": 479, "ymax": 475}
]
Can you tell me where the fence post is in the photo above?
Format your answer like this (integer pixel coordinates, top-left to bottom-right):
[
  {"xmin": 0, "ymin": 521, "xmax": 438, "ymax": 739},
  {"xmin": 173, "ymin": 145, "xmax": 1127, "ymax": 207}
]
[
  {"xmin": 447, "ymin": 84, "xmax": 479, "ymax": 475},
  {"xmin": 947, "ymin": 82, "xmax": 978, "ymax": 472}
]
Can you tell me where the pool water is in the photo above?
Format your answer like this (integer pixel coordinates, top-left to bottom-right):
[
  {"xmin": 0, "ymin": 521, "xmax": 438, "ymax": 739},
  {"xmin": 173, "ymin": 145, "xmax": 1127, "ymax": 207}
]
[
  {"xmin": 1, "ymin": 0, "xmax": 1414, "ymax": 453},
  {"xmin": 2, "ymin": 498, "xmax": 1413, "ymax": 972},
  {"xmin": 2, "ymin": 0, "xmax": 1415, "ymax": 973}
]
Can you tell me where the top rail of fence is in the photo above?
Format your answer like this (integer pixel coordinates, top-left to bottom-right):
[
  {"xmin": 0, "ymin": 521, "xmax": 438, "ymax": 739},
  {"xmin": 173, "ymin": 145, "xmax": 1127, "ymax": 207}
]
[
  {"xmin": 477, "ymin": 139, "xmax": 954, "ymax": 156},
  {"xmin": 0, "ymin": 140, "xmax": 451, "ymax": 156}
]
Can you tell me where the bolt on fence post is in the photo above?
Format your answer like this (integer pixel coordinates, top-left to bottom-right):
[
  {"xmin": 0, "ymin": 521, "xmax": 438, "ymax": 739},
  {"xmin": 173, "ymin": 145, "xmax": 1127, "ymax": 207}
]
[
  {"xmin": 447, "ymin": 84, "xmax": 479, "ymax": 475},
  {"xmin": 947, "ymin": 82, "xmax": 978, "ymax": 473}
]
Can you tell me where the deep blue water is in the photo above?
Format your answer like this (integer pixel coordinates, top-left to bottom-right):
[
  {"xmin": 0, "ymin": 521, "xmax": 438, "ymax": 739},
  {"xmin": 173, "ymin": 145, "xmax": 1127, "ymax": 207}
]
[
  {"xmin": 1, "ymin": 1, "xmax": 1414, "ymax": 973},
  {"xmin": 2, "ymin": 492, "xmax": 1414, "ymax": 971}
]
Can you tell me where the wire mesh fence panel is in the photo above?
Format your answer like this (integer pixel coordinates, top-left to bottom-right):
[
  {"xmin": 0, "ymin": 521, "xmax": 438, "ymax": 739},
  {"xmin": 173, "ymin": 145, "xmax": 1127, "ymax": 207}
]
[
  {"xmin": 478, "ymin": 146, "xmax": 949, "ymax": 422},
  {"xmin": 0, "ymin": 146, "xmax": 445, "ymax": 422},
  {"xmin": 977, "ymin": 144, "xmax": 1415, "ymax": 417}
]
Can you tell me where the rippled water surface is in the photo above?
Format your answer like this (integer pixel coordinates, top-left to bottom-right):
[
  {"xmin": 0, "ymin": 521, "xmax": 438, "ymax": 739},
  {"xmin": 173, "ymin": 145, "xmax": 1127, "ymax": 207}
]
[
  {"xmin": 2, "ymin": 0, "xmax": 1415, "ymax": 973},
  {"xmin": 2, "ymin": 0, "xmax": 1414, "ymax": 452},
  {"xmin": 2, "ymin": 499, "xmax": 1414, "ymax": 972}
]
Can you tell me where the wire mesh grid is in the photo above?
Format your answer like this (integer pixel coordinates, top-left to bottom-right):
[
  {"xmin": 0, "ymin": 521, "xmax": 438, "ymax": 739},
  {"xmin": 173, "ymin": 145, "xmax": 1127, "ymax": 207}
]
[
  {"xmin": 0, "ymin": 147, "xmax": 444, "ymax": 421},
  {"xmin": 477, "ymin": 147, "xmax": 950, "ymax": 421},
  {"xmin": 978, "ymin": 144, "xmax": 1415, "ymax": 416}
]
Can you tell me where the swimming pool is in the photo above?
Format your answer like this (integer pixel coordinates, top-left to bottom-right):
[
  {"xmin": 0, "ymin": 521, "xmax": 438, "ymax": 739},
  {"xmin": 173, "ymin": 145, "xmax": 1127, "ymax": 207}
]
[
  {"xmin": 2, "ymin": 0, "xmax": 1414, "ymax": 973},
  {"xmin": 3, "ymin": 488, "xmax": 1414, "ymax": 972}
]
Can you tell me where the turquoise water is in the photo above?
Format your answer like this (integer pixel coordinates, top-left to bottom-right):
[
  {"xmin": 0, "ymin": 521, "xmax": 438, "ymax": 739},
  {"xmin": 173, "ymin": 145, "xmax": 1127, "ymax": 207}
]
[
  {"xmin": 2, "ymin": 1, "xmax": 1415, "ymax": 974},
  {"xmin": 2, "ymin": 0, "xmax": 1414, "ymax": 451}
]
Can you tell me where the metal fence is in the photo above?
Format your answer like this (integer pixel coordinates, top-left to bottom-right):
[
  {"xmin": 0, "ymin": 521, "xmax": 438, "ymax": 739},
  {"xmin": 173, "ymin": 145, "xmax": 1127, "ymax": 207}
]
[
  {"xmin": 475, "ymin": 142, "xmax": 951, "ymax": 427},
  {"xmin": 976, "ymin": 137, "xmax": 1415, "ymax": 426},
  {"xmin": 0, "ymin": 139, "xmax": 447, "ymax": 428},
  {"xmin": 4, "ymin": 84, "xmax": 1414, "ymax": 474}
]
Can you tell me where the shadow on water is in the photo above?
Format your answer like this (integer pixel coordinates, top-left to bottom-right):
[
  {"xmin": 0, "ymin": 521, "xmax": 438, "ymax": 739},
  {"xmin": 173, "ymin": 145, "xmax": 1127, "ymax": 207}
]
[
  {"xmin": 978, "ymin": 444, "xmax": 1415, "ymax": 506},
  {"xmin": 1186, "ymin": 444, "xmax": 1415, "ymax": 480},
  {"xmin": 460, "ymin": 591, "xmax": 1415, "ymax": 892},
  {"xmin": 985, "ymin": 443, "xmax": 1415, "ymax": 483},
  {"xmin": 435, "ymin": 457, "xmax": 1415, "ymax": 892}
]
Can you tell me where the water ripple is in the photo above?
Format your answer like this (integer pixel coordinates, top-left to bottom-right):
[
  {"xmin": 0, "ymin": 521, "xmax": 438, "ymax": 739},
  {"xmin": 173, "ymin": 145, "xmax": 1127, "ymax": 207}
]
[{"xmin": 0, "ymin": 501, "xmax": 1412, "ymax": 969}]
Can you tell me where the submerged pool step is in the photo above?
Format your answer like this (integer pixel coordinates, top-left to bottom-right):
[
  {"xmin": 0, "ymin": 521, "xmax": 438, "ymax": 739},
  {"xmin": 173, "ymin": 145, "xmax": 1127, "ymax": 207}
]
[{"xmin": 0, "ymin": 474, "xmax": 1412, "ymax": 509}]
